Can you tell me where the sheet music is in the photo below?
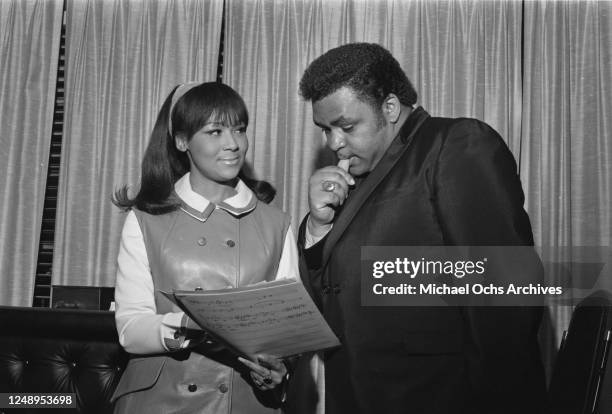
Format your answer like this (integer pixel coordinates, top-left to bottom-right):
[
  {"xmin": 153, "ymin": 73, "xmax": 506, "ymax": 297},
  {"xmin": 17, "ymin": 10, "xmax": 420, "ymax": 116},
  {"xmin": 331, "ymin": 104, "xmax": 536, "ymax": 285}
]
[{"xmin": 163, "ymin": 279, "xmax": 340, "ymax": 358}]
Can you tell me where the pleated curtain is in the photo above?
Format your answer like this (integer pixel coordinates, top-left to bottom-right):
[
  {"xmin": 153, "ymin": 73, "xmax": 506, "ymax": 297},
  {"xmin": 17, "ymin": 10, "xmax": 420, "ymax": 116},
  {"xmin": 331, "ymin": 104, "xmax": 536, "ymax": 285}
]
[
  {"xmin": 0, "ymin": 0, "xmax": 63, "ymax": 306},
  {"xmin": 51, "ymin": 0, "xmax": 224, "ymax": 287},
  {"xmin": 522, "ymin": 0, "xmax": 612, "ymax": 374}
]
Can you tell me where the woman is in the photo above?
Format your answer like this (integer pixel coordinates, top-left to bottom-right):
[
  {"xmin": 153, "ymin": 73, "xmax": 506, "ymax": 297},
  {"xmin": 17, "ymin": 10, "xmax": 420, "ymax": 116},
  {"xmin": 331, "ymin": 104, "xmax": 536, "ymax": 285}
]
[{"xmin": 111, "ymin": 82, "xmax": 297, "ymax": 413}]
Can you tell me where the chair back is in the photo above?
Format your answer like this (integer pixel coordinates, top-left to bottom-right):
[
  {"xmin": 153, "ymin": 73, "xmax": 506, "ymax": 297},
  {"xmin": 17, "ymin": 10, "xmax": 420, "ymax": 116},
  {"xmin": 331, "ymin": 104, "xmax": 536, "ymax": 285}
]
[{"xmin": 548, "ymin": 290, "xmax": 612, "ymax": 414}]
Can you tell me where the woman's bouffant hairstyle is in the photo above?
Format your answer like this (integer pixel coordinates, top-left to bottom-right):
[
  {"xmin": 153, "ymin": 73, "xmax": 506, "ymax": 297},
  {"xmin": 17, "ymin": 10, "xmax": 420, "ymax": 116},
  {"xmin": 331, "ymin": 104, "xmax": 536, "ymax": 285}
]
[
  {"xmin": 299, "ymin": 43, "xmax": 418, "ymax": 110},
  {"xmin": 113, "ymin": 82, "xmax": 275, "ymax": 214}
]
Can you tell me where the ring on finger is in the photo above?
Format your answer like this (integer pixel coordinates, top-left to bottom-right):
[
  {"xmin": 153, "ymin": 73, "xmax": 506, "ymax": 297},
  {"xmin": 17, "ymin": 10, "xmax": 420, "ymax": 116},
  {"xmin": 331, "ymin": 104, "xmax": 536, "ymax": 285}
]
[
  {"xmin": 322, "ymin": 180, "xmax": 336, "ymax": 192},
  {"xmin": 263, "ymin": 369, "xmax": 273, "ymax": 385}
]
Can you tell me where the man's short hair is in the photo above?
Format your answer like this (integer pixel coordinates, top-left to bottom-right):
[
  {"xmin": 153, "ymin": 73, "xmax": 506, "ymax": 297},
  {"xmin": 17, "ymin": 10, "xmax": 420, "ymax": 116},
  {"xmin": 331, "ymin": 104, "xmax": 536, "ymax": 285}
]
[{"xmin": 299, "ymin": 42, "xmax": 418, "ymax": 109}]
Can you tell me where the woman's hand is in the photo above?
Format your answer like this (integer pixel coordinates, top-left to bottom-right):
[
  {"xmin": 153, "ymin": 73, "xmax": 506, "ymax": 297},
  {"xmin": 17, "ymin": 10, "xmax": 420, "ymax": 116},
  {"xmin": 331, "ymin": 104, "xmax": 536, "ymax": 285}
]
[{"xmin": 238, "ymin": 354, "xmax": 287, "ymax": 391}]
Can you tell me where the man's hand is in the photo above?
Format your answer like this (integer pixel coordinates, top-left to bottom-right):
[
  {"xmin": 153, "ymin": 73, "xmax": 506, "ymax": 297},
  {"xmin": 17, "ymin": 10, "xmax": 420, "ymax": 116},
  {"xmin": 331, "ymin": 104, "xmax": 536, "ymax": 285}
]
[{"xmin": 308, "ymin": 160, "xmax": 354, "ymax": 235}]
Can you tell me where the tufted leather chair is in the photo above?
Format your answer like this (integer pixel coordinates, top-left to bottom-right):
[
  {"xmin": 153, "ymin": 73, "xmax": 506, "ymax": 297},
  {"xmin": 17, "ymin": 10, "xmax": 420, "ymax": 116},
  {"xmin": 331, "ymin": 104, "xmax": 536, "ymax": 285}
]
[{"xmin": 0, "ymin": 306, "xmax": 128, "ymax": 413}]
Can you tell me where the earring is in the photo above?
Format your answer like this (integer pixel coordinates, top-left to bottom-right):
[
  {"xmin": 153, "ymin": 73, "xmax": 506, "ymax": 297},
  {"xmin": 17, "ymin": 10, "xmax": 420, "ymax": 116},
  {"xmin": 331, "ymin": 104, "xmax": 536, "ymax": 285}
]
[{"xmin": 176, "ymin": 141, "xmax": 187, "ymax": 152}]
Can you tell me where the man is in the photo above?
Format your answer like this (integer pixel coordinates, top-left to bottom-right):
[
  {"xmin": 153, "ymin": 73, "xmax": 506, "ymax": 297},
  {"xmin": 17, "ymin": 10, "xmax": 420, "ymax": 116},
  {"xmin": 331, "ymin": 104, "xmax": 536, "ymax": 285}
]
[{"xmin": 295, "ymin": 43, "xmax": 545, "ymax": 413}]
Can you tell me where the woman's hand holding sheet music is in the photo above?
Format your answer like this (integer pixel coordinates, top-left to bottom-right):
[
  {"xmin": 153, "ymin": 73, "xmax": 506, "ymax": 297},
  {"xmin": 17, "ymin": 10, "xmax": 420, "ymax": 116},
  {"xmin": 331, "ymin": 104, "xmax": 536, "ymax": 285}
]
[{"xmin": 238, "ymin": 354, "xmax": 288, "ymax": 391}]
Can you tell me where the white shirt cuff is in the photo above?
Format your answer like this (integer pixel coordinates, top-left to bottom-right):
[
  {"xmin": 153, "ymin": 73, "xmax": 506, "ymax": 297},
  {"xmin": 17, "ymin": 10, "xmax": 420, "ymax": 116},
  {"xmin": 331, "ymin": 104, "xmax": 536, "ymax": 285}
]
[{"xmin": 304, "ymin": 216, "xmax": 332, "ymax": 248}]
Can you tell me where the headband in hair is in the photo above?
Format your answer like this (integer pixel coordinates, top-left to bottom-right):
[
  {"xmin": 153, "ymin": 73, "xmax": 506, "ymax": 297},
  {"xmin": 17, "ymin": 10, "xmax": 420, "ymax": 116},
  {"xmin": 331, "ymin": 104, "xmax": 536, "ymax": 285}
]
[{"xmin": 167, "ymin": 82, "xmax": 201, "ymax": 136}]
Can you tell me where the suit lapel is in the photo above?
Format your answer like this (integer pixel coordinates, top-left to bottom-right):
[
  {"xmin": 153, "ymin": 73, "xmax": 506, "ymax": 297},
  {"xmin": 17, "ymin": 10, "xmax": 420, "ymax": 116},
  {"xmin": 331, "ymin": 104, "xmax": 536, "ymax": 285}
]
[{"xmin": 321, "ymin": 107, "xmax": 430, "ymax": 268}]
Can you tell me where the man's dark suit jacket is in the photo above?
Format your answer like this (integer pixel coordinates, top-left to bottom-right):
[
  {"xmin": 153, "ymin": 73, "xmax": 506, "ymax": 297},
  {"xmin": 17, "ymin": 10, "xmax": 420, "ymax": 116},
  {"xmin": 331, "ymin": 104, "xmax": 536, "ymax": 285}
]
[{"xmin": 295, "ymin": 107, "xmax": 546, "ymax": 414}]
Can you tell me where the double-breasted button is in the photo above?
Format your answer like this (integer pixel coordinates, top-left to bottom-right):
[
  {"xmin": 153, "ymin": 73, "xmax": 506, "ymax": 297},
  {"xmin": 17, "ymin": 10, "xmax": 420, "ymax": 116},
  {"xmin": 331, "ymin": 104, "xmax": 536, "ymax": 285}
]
[
  {"xmin": 322, "ymin": 285, "xmax": 331, "ymax": 294},
  {"xmin": 197, "ymin": 237, "xmax": 207, "ymax": 246},
  {"xmin": 333, "ymin": 284, "xmax": 341, "ymax": 294},
  {"xmin": 188, "ymin": 383, "xmax": 197, "ymax": 392},
  {"xmin": 226, "ymin": 240, "xmax": 235, "ymax": 247},
  {"xmin": 218, "ymin": 383, "xmax": 229, "ymax": 393}
]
